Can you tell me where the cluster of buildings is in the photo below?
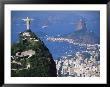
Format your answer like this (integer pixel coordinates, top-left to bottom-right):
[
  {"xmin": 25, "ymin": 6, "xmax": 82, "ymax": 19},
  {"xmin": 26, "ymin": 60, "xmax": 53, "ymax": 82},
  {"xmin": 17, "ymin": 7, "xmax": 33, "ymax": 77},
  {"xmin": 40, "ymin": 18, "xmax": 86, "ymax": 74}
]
[
  {"xmin": 46, "ymin": 37, "xmax": 100, "ymax": 47},
  {"xmin": 54, "ymin": 47, "xmax": 100, "ymax": 77},
  {"xmin": 47, "ymin": 37, "xmax": 74, "ymax": 43},
  {"xmin": 11, "ymin": 49, "xmax": 34, "ymax": 71},
  {"xmin": 47, "ymin": 37, "xmax": 100, "ymax": 77}
]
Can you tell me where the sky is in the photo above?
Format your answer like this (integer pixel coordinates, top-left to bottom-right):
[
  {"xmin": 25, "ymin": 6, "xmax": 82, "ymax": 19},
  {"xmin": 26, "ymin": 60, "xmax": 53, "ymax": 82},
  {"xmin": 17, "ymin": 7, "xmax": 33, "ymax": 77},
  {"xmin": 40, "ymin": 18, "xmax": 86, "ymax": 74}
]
[
  {"xmin": 11, "ymin": 11, "xmax": 100, "ymax": 59},
  {"xmin": 11, "ymin": 11, "xmax": 100, "ymax": 42}
]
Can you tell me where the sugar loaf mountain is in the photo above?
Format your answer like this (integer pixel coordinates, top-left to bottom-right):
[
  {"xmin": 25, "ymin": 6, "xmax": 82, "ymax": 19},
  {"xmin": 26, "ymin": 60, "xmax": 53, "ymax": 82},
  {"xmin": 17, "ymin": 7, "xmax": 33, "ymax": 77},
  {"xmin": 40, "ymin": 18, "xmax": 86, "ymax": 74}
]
[
  {"xmin": 11, "ymin": 17, "xmax": 57, "ymax": 77},
  {"xmin": 47, "ymin": 18, "xmax": 99, "ymax": 45},
  {"xmin": 65, "ymin": 18, "xmax": 99, "ymax": 44}
]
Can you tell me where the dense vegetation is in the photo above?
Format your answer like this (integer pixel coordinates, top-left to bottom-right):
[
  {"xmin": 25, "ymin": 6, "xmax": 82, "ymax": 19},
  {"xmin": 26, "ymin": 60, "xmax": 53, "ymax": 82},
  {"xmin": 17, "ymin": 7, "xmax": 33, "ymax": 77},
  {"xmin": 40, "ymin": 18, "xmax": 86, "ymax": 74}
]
[{"xmin": 11, "ymin": 30, "xmax": 57, "ymax": 77}]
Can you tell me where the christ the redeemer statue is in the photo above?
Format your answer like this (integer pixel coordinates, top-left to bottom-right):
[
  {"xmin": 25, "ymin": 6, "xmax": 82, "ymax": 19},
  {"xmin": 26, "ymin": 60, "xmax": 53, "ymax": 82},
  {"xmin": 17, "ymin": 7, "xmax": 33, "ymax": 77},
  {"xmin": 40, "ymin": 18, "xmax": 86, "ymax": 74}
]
[{"xmin": 22, "ymin": 17, "xmax": 34, "ymax": 30}]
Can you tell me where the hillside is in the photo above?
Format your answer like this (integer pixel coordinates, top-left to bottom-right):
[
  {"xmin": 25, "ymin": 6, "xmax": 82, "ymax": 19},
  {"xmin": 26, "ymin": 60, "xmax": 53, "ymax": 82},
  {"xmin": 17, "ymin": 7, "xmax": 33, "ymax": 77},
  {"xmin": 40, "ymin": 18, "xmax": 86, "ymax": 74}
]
[
  {"xmin": 11, "ymin": 29, "xmax": 57, "ymax": 77},
  {"xmin": 65, "ymin": 29, "xmax": 99, "ymax": 44}
]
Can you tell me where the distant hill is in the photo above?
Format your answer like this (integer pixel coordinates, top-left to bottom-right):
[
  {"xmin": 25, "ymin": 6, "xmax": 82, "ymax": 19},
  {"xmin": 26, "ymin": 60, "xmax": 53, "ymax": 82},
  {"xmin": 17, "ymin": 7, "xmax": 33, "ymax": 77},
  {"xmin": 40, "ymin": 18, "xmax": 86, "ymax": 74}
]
[
  {"xmin": 64, "ymin": 18, "xmax": 99, "ymax": 44},
  {"xmin": 65, "ymin": 29, "xmax": 99, "ymax": 44},
  {"xmin": 11, "ymin": 29, "xmax": 57, "ymax": 77}
]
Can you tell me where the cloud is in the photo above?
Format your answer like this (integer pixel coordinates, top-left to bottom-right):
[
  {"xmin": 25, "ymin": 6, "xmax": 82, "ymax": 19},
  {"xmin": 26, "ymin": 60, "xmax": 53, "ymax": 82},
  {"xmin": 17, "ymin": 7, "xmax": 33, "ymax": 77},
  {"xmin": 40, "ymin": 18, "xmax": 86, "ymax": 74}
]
[{"xmin": 41, "ymin": 25, "xmax": 48, "ymax": 29}]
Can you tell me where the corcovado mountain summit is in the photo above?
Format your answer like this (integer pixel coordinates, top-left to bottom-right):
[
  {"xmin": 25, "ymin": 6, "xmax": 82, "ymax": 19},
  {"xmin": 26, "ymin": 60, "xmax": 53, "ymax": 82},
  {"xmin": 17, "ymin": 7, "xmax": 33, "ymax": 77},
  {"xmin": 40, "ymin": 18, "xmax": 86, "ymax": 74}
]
[{"xmin": 11, "ymin": 17, "xmax": 57, "ymax": 77}]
